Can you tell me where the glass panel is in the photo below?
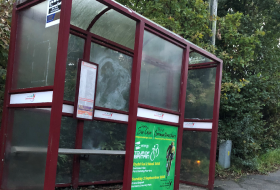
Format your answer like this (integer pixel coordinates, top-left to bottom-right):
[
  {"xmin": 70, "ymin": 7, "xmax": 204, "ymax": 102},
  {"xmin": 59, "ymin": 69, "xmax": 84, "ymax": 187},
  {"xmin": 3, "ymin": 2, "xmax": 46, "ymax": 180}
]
[
  {"xmin": 71, "ymin": 0, "xmax": 108, "ymax": 30},
  {"xmin": 82, "ymin": 120, "xmax": 127, "ymax": 150},
  {"xmin": 59, "ymin": 117, "xmax": 77, "ymax": 149},
  {"xmin": 79, "ymin": 155, "xmax": 125, "ymax": 182},
  {"xmin": 2, "ymin": 108, "xmax": 51, "ymax": 189},
  {"xmin": 56, "ymin": 155, "xmax": 74, "ymax": 184},
  {"xmin": 56, "ymin": 117, "xmax": 77, "ymax": 184},
  {"xmin": 90, "ymin": 9, "xmax": 136, "ymax": 50},
  {"xmin": 16, "ymin": 0, "xmax": 28, "ymax": 5},
  {"xmin": 189, "ymin": 51, "xmax": 213, "ymax": 65},
  {"xmin": 64, "ymin": 35, "xmax": 85, "ymax": 102},
  {"xmin": 12, "ymin": 1, "xmax": 59, "ymax": 89},
  {"xmin": 185, "ymin": 68, "xmax": 216, "ymax": 119},
  {"xmin": 180, "ymin": 131, "xmax": 211, "ymax": 185},
  {"xmin": 90, "ymin": 43, "xmax": 132, "ymax": 112},
  {"xmin": 139, "ymin": 31, "xmax": 183, "ymax": 111}
]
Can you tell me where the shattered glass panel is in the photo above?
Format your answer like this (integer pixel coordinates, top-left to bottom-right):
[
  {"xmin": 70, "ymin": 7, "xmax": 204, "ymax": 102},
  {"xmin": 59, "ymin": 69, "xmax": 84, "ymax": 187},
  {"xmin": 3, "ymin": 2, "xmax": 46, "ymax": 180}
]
[
  {"xmin": 90, "ymin": 9, "xmax": 136, "ymax": 49},
  {"xmin": 64, "ymin": 35, "xmax": 85, "ymax": 102},
  {"xmin": 185, "ymin": 68, "xmax": 216, "ymax": 119},
  {"xmin": 139, "ymin": 31, "xmax": 183, "ymax": 111},
  {"xmin": 71, "ymin": 0, "xmax": 108, "ymax": 30},
  {"xmin": 12, "ymin": 1, "xmax": 59, "ymax": 89},
  {"xmin": 90, "ymin": 43, "xmax": 132, "ymax": 112}
]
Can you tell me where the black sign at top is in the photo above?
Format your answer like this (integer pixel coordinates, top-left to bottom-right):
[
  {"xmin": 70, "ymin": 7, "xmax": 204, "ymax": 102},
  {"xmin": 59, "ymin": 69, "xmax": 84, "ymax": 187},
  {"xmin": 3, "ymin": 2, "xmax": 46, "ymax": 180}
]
[{"xmin": 48, "ymin": 0, "xmax": 62, "ymax": 14}]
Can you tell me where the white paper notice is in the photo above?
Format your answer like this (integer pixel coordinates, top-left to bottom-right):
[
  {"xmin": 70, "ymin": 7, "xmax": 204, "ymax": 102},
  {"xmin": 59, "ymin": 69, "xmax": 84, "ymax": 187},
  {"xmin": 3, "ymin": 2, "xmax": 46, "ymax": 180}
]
[{"xmin": 76, "ymin": 61, "xmax": 97, "ymax": 120}]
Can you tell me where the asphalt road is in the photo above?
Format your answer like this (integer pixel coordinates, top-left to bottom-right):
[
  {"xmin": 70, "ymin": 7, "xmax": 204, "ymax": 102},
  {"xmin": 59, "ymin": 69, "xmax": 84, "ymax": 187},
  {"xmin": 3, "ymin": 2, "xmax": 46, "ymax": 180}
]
[{"xmin": 179, "ymin": 169, "xmax": 280, "ymax": 190}]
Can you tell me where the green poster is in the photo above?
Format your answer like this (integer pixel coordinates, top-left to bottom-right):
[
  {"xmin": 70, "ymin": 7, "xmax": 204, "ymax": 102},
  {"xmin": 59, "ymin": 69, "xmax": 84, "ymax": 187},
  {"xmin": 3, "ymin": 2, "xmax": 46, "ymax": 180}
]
[{"xmin": 131, "ymin": 121, "xmax": 178, "ymax": 190}]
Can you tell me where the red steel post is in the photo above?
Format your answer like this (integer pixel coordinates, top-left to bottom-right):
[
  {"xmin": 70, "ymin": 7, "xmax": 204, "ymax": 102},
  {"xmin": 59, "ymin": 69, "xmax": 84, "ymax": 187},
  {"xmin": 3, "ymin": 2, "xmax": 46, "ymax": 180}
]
[
  {"xmin": 71, "ymin": 28, "xmax": 91, "ymax": 189},
  {"xmin": 208, "ymin": 61, "xmax": 223, "ymax": 190},
  {"xmin": 43, "ymin": 0, "xmax": 72, "ymax": 189},
  {"xmin": 174, "ymin": 46, "xmax": 190, "ymax": 190},
  {"xmin": 122, "ymin": 20, "xmax": 145, "ymax": 190}
]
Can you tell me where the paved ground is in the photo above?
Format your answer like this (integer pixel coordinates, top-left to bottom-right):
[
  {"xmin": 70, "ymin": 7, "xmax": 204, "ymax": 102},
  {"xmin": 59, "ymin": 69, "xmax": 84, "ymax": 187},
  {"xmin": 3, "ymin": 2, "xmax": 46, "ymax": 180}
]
[{"xmin": 179, "ymin": 169, "xmax": 280, "ymax": 190}]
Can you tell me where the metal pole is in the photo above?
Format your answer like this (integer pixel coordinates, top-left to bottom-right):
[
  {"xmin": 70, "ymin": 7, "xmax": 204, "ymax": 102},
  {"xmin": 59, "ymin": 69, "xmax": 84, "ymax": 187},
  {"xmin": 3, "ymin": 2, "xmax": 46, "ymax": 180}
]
[{"xmin": 209, "ymin": 0, "xmax": 218, "ymax": 46}]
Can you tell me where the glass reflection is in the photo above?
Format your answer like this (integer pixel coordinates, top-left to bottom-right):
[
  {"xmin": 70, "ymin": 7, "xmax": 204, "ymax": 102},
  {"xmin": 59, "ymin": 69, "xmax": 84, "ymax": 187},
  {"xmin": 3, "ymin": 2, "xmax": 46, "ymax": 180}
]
[
  {"xmin": 180, "ymin": 131, "xmax": 211, "ymax": 185},
  {"xmin": 185, "ymin": 67, "xmax": 216, "ymax": 119},
  {"xmin": 139, "ymin": 31, "xmax": 183, "ymax": 111}
]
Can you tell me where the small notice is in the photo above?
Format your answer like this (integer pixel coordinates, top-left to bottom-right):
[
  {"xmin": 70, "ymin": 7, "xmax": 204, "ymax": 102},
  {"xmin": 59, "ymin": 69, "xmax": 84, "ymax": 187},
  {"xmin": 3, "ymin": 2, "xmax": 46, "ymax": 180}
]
[
  {"xmin": 46, "ymin": 0, "xmax": 62, "ymax": 28},
  {"xmin": 75, "ymin": 61, "xmax": 98, "ymax": 120}
]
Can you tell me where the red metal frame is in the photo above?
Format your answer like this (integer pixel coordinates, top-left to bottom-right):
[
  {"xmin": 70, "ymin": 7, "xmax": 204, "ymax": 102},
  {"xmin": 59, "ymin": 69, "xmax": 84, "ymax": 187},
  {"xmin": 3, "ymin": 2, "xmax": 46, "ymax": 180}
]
[
  {"xmin": 183, "ymin": 128, "xmax": 212, "ymax": 132},
  {"xmin": 138, "ymin": 104, "xmax": 180, "ymax": 115},
  {"xmin": 184, "ymin": 119, "xmax": 213, "ymax": 122},
  {"xmin": 87, "ymin": 7, "xmax": 111, "ymax": 31},
  {"xmin": 70, "ymin": 24, "xmax": 134, "ymax": 55},
  {"xmin": 91, "ymin": 37, "xmax": 133, "ymax": 57},
  {"xmin": 93, "ymin": 117, "xmax": 128, "ymax": 125},
  {"xmin": 208, "ymin": 61, "xmax": 223, "ymax": 190},
  {"xmin": 0, "ymin": 0, "xmax": 223, "ymax": 189},
  {"xmin": 73, "ymin": 60, "xmax": 99, "ymax": 121},
  {"xmin": 137, "ymin": 117, "xmax": 180, "ymax": 127},
  {"xmin": 9, "ymin": 86, "xmax": 54, "ymax": 94},
  {"xmin": 188, "ymin": 65, "xmax": 217, "ymax": 70},
  {"xmin": 8, "ymin": 103, "xmax": 53, "ymax": 108},
  {"xmin": 94, "ymin": 106, "xmax": 128, "ymax": 115},
  {"xmin": 174, "ymin": 46, "xmax": 190, "ymax": 190},
  {"xmin": 43, "ymin": 0, "xmax": 73, "ymax": 190},
  {"xmin": 123, "ymin": 20, "xmax": 145, "ymax": 190},
  {"xmin": 189, "ymin": 61, "xmax": 217, "ymax": 67},
  {"xmin": 84, "ymin": 35, "xmax": 91, "ymax": 61}
]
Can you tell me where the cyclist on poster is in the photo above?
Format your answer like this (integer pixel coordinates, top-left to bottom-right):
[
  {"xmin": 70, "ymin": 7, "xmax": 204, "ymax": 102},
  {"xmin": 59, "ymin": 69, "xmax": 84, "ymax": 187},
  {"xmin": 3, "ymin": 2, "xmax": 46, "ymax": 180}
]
[{"xmin": 166, "ymin": 142, "xmax": 175, "ymax": 177}]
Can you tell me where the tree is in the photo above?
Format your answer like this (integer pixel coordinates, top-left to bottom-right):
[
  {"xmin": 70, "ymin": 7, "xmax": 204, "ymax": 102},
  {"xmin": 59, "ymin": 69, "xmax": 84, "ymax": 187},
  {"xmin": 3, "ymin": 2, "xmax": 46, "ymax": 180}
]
[
  {"xmin": 216, "ymin": 0, "xmax": 280, "ymax": 168},
  {"xmin": 0, "ymin": 0, "xmax": 13, "ymax": 123}
]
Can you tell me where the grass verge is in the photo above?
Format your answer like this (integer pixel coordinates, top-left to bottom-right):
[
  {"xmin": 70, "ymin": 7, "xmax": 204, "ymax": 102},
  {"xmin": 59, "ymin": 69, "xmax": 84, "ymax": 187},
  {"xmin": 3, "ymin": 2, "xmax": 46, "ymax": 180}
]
[
  {"xmin": 256, "ymin": 149, "xmax": 280, "ymax": 174},
  {"xmin": 216, "ymin": 148, "xmax": 280, "ymax": 179}
]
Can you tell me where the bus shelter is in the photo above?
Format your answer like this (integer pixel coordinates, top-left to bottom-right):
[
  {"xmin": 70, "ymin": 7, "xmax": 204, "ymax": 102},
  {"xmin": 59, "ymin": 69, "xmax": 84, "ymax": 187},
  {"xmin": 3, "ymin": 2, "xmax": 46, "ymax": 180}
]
[{"xmin": 0, "ymin": 0, "xmax": 223, "ymax": 190}]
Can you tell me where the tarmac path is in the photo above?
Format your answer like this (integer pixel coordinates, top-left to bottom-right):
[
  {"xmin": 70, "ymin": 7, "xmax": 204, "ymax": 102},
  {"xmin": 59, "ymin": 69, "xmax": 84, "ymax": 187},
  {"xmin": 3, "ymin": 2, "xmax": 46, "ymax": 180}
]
[{"xmin": 179, "ymin": 169, "xmax": 280, "ymax": 190}]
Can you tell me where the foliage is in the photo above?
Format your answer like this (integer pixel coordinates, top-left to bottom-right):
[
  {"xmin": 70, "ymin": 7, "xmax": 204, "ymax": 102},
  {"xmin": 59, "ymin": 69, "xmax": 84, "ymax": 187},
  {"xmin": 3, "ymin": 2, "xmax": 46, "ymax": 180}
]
[
  {"xmin": 117, "ymin": 0, "xmax": 214, "ymax": 50},
  {"xmin": 216, "ymin": 0, "xmax": 280, "ymax": 169},
  {"xmin": 257, "ymin": 149, "xmax": 280, "ymax": 174},
  {"xmin": 215, "ymin": 162, "xmax": 246, "ymax": 179},
  {"xmin": 0, "ymin": 0, "xmax": 13, "ymax": 123}
]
